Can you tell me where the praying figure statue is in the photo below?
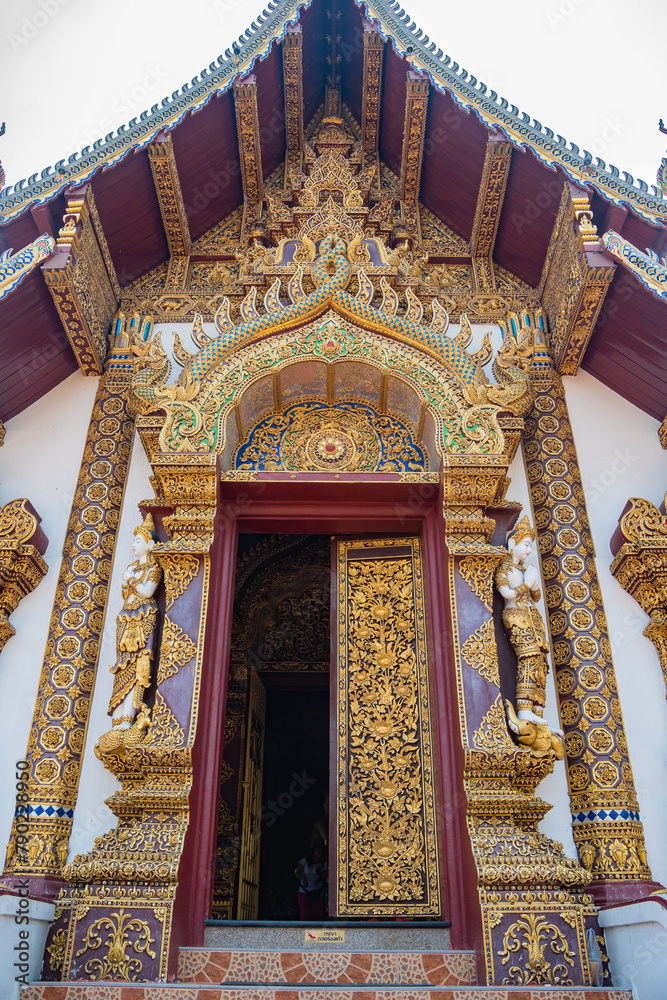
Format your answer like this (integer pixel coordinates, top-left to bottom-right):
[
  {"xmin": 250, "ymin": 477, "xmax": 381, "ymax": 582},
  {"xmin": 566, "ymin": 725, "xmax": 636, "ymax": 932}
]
[
  {"xmin": 495, "ymin": 515, "xmax": 562, "ymax": 738},
  {"xmin": 107, "ymin": 512, "xmax": 162, "ymax": 730}
]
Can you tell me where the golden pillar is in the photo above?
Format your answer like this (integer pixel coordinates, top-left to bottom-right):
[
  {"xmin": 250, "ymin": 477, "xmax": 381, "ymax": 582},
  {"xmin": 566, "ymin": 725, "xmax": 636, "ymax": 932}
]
[
  {"xmin": 3, "ymin": 348, "xmax": 135, "ymax": 885},
  {"xmin": 442, "ymin": 455, "xmax": 593, "ymax": 987},
  {"xmin": 42, "ymin": 447, "xmax": 217, "ymax": 982},
  {"xmin": 523, "ymin": 359, "xmax": 653, "ymax": 898}
]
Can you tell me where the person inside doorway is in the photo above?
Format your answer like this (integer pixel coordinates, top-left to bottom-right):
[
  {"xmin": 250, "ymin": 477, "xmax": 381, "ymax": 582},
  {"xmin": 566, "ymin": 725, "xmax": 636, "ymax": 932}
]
[{"xmin": 295, "ymin": 840, "xmax": 327, "ymax": 920}]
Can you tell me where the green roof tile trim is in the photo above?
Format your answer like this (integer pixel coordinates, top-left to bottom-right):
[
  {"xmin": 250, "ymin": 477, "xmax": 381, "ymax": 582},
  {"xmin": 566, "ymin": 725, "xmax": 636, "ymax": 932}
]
[
  {"xmin": 0, "ymin": 0, "xmax": 312, "ymax": 224},
  {"xmin": 1, "ymin": 0, "xmax": 664, "ymax": 228},
  {"xmin": 359, "ymin": 0, "xmax": 665, "ymax": 226}
]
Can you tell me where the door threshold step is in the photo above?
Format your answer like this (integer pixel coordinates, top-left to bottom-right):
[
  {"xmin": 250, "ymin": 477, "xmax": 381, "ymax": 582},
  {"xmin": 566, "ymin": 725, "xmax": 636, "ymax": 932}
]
[{"xmin": 204, "ymin": 926, "xmax": 452, "ymax": 952}]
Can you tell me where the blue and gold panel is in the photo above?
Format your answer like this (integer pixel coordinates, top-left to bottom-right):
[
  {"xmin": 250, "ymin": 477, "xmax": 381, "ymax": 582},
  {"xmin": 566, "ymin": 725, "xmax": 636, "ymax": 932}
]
[{"xmin": 234, "ymin": 401, "xmax": 427, "ymax": 473}]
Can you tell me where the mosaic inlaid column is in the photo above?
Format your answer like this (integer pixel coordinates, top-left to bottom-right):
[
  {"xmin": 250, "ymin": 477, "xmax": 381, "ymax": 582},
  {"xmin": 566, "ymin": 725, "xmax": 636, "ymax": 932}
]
[
  {"xmin": 3, "ymin": 367, "xmax": 134, "ymax": 885},
  {"xmin": 442, "ymin": 455, "xmax": 592, "ymax": 987},
  {"xmin": 523, "ymin": 360, "xmax": 652, "ymax": 898},
  {"xmin": 42, "ymin": 450, "xmax": 218, "ymax": 982}
]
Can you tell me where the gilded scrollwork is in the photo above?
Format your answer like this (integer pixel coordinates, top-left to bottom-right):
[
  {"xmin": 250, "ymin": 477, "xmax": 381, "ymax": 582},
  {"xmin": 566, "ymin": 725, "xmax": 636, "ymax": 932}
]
[
  {"xmin": 539, "ymin": 183, "xmax": 615, "ymax": 376},
  {"xmin": 235, "ymin": 400, "xmax": 426, "ymax": 473},
  {"xmin": 149, "ymin": 690, "xmax": 186, "ymax": 748},
  {"xmin": 160, "ymin": 553, "xmax": 199, "ymax": 609},
  {"xmin": 462, "ymin": 618, "xmax": 500, "ymax": 686},
  {"xmin": 337, "ymin": 537, "xmax": 440, "ymax": 916},
  {"xmin": 75, "ymin": 909, "xmax": 156, "ymax": 982},
  {"xmin": 499, "ymin": 912, "xmax": 575, "ymax": 985},
  {"xmin": 459, "ymin": 556, "xmax": 495, "ymax": 609},
  {"xmin": 157, "ymin": 617, "xmax": 197, "ymax": 682},
  {"xmin": 0, "ymin": 498, "xmax": 48, "ymax": 652},
  {"xmin": 610, "ymin": 493, "xmax": 667, "ymax": 695}
]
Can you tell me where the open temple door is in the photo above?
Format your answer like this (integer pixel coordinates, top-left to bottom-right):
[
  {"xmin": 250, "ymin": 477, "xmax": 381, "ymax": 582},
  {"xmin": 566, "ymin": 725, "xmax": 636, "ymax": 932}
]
[
  {"xmin": 330, "ymin": 536, "xmax": 442, "ymax": 918},
  {"xmin": 236, "ymin": 669, "xmax": 266, "ymax": 919}
]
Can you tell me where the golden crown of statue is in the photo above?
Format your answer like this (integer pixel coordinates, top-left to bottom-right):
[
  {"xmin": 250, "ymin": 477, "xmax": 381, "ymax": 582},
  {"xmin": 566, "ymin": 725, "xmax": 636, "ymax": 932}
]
[
  {"xmin": 507, "ymin": 515, "xmax": 536, "ymax": 545},
  {"xmin": 134, "ymin": 511, "xmax": 157, "ymax": 543}
]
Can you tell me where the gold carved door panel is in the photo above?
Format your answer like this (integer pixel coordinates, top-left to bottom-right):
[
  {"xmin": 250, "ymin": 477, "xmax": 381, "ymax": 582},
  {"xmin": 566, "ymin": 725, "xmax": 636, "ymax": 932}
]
[
  {"xmin": 236, "ymin": 670, "xmax": 266, "ymax": 920},
  {"xmin": 333, "ymin": 536, "xmax": 441, "ymax": 917}
]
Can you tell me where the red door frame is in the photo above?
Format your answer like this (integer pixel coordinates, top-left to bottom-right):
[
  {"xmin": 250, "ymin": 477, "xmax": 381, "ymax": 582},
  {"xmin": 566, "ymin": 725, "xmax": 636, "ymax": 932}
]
[{"xmin": 170, "ymin": 476, "xmax": 483, "ymax": 972}]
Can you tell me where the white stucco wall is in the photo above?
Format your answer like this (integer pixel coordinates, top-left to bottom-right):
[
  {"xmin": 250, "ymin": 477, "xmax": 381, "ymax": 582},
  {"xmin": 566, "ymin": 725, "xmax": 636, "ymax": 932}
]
[
  {"xmin": 0, "ymin": 372, "xmax": 99, "ymax": 868},
  {"xmin": 564, "ymin": 370, "xmax": 667, "ymax": 888},
  {"xmin": 68, "ymin": 432, "xmax": 154, "ymax": 862}
]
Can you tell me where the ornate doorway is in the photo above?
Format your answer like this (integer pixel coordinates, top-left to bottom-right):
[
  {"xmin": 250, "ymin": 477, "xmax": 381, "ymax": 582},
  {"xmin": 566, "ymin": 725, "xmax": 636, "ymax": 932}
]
[
  {"xmin": 212, "ymin": 534, "xmax": 331, "ymax": 920},
  {"xmin": 212, "ymin": 530, "xmax": 441, "ymax": 921}
]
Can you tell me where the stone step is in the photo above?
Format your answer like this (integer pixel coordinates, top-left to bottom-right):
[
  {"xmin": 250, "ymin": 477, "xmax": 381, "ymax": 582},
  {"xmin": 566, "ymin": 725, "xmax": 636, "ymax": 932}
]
[
  {"xmin": 22, "ymin": 986, "xmax": 633, "ymax": 1000},
  {"xmin": 204, "ymin": 922, "xmax": 452, "ymax": 952},
  {"xmin": 178, "ymin": 948, "xmax": 477, "ymax": 986}
]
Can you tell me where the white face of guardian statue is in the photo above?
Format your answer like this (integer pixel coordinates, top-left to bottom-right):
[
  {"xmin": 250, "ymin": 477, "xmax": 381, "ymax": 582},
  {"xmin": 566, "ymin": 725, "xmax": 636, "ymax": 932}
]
[
  {"xmin": 132, "ymin": 532, "xmax": 151, "ymax": 560},
  {"xmin": 510, "ymin": 533, "xmax": 533, "ymax": 563}
]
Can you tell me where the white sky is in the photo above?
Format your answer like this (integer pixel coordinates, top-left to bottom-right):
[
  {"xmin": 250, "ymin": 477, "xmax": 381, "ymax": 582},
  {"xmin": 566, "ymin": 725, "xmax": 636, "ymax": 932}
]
[{"xmin": 0, "ymin": 0, "xmax": 666, "ymax": 197}]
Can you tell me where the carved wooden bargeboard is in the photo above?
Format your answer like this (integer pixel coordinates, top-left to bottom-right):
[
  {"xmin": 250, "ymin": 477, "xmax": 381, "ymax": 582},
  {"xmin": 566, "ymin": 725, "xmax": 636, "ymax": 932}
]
[{"xmin": 334, "ymin": 536, "xmax": 441, "ymax": 917}]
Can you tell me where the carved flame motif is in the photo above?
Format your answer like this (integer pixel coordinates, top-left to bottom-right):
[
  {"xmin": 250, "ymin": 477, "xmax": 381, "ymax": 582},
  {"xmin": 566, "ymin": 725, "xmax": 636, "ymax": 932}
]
[
  {"xmin": 337, "ymin": 538, "xmax": 440, "ymax": 915},
  {"xmin": 499, "ymin": 912, "xmax": 575, "ymax": 985},
  {"xmin": 75, "ymin": 908, "xmax": 156, "ymax": 981}
]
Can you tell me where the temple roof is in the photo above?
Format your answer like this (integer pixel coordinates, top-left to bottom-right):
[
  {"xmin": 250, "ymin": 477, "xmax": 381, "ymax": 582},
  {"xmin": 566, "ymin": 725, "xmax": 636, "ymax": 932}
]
[{"xmin": 0, "ymin": 0, "xmax": 665, "ymax": 423}]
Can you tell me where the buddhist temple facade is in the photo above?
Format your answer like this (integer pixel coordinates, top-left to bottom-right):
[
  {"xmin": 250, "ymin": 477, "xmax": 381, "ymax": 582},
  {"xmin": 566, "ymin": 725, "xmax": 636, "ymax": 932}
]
[{"xmin": 0, "ymin": 1, "xmax": 666, "ymax": 998}]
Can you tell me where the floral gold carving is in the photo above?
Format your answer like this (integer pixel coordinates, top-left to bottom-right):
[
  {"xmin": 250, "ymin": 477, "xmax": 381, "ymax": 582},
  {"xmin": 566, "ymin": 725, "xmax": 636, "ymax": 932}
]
[
  {"xmin": 161, "ymin": 553, "xmax": 199, "ymax": 609},
  {"xmin": 470, "ymin": 138, "xmax": 513, "ymax": 292},
  {"xmin": 539, "ymin": 183, "xmax": 615, "ymax": 376},
  {"xmin": 361, "ymin": 25, "xmax": 384, "ymax": 165},
  {"xmin": 336, "ymin": 537, "xmax": 440, "ymax": 916},
  {"xmin": 472, "ymin": 695, "xmax": 512, "ymax": 753},
  {"xmin": 610, "ymin": 492, "xmax": 667, "ymax": 696},
  {"xmin": 233, "ymin": 76, "xmax": 263, "ymax": 230},
  {"xmin": 75, "ymin": 909, "xmax": 156, "ymax": 981},
  {"xmin": 157, "ymin": 617, "xmax": 197, "ymax": 682},
  {"xmin": 147, "ymin": 134, "xmax": 191, "ymax": 256},
  {"xmin": 42, "ymin": 185, "xmax": 119, "ymax": 375},
  {"xmin": 149, "ymin": 690, "xmax": 186, "ymax": 748},
  {"xmin": 499, "ymin": 912, "xmax": 575, "ymax": 985},
  {"xmin": 462, "ymin": 618, "xmax": 500, "ymax": 686},
  {"xmin": 0, "ymin": 498, "xmax": 48, "ymax": 652},
  {"xmin": 459, "ymin": 555, "xmax": 495, "ymax": 609},
  {"xmin": 282, "ymin": 25, "xmax": 304, "ymax": 173},
  {"xmin": 46, "ymin": 927, "xmax": 67, "ymax": 971},
  {"xmin": 400, "ymin": 73, "xmax": 429, "ymax": 237}
]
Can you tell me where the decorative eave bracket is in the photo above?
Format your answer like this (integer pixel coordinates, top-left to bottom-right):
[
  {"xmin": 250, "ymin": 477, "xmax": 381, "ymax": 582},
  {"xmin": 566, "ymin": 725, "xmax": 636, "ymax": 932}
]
[
  {"xmin": 400, "ymin": 71, "xmax": 429, "ymax": 241},
  {"xmin": 233, "ymin": 75, "xmax": 264, "ymax": 243},
  {"xmin": 282, "ymin": 24, "xmax": 304, "ymax": 183},
  {"xmin": 361, "ymin": 21, "xmax": 384, "ymax": 171},
  {"xmin": 147, "ymin": 132, "xmax": 191, "ymax": 256},
  {"xmin": 470, "ymin": 135, "xmax": 512, "ymax": 293},
  {"xmin": 41, "ymin": 184, "xmax": 120, "ymax": 375},
  {"xmin": 610, "ymin": 494, "xmax": 667, "ymax": 697},
  {"xmin": 538, "ymin": 182, "xmax": 616, "ymax": 376},
  {"xmin": 0, "ymin": 499, "xmax": 49, "ymax": 654}
]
